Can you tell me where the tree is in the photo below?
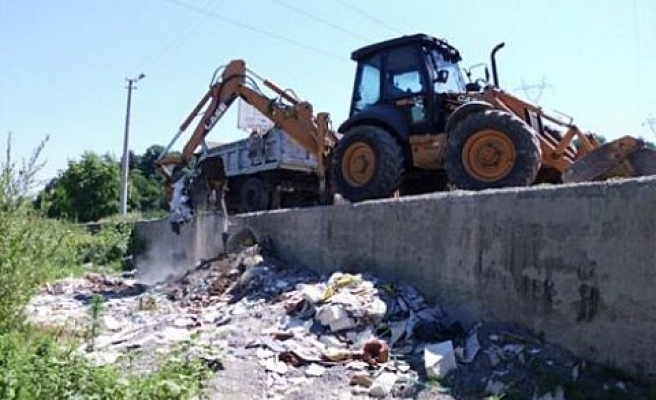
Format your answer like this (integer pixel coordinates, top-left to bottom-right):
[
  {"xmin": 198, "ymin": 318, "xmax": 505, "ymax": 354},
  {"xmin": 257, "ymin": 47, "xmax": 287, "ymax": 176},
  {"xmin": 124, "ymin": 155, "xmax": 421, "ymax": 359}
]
[
  {"xmin": 138, "ymin": 144, "xmax": 165, "ymax": 178},
  {"xmin": 40, "ymin": 152, "xmax": 120, "ymax": 222},
  {"xmin": 128, "ymin": 168, "xmax": 167, "ymax": 212},
  {"xmin": 37, "ymin": 145, "xmax": 170, "ymax": 222}
]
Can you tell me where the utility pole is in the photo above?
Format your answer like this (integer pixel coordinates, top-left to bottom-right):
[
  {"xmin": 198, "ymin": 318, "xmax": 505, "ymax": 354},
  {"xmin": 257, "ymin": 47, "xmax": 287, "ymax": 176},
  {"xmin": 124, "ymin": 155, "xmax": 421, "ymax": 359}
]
[
  {"xmin": 119, "ymin": 73, "xmax": 145, "ymax": 215},
  {"xmin": 515, "ymin": 76, "xmax": 552, "ymax": 105}
]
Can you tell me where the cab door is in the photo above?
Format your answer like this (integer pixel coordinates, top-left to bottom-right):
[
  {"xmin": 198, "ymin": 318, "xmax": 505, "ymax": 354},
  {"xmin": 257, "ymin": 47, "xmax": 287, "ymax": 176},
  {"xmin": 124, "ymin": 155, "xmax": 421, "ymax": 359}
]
[{"xmin": 380, "ymin": 45, "xmax": 433, "ymax": 134}]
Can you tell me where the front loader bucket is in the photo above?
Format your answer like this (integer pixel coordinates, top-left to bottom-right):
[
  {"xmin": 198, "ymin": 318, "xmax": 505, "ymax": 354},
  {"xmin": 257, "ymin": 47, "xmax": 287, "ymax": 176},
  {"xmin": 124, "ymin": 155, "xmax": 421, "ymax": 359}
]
[{"xmin": 561, "ymin": 136, "xmax": 646, "ymax": 184}]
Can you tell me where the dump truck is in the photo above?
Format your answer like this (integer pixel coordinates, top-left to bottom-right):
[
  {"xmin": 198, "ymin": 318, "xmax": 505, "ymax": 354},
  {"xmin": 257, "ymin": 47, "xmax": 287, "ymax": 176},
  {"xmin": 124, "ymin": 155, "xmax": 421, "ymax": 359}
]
[
  {"xmin": 155, "ymin": 33, "xmax": 656, "ymax": 231},
  {"xmin": 205, "ymin": 127, "xmax": 321, "ymax": 214}
]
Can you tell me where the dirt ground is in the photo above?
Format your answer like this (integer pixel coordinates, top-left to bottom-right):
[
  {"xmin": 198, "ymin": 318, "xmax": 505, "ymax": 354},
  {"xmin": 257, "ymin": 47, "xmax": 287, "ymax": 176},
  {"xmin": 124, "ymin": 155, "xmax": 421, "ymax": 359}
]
[{"xmin": 27, "ymin": 245, "xmax": 656, "ymax": 400}]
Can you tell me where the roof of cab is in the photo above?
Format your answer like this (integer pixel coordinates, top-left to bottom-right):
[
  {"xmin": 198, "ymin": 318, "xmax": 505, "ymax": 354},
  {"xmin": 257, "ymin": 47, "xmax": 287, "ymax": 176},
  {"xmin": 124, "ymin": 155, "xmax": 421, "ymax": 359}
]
[{"xmin": 351, "ymin": 33, "xmax": 462, "ymax": 63}]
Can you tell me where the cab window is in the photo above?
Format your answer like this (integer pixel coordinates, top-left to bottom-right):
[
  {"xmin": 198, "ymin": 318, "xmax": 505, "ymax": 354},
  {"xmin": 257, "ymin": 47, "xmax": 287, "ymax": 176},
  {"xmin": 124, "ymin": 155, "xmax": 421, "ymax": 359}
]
[
  {"xmin": 352, "ymin": 55, "xmax": 382, "ymax": 113},
  {"xmin": 384, "ymin": 46, "xmax": 426, "ymax": 98}
]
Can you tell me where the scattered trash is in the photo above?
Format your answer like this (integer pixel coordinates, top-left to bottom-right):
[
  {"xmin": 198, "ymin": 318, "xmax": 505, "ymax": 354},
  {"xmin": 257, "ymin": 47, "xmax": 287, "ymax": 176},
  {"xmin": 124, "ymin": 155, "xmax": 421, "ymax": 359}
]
[
  {"xmin": 25, "ymin": 244, "xmax": 653, "ymax": 400},
  {"xmin": 304, "ymin": 363, "xmax": 325, "ymax": 377},
  {"xmin": 424, "ymin": 341, "xmax": 457, "ymax": 380},
  {"xmin": 368, "ymin": 371, "xmax": 399, "ymax": 398}
]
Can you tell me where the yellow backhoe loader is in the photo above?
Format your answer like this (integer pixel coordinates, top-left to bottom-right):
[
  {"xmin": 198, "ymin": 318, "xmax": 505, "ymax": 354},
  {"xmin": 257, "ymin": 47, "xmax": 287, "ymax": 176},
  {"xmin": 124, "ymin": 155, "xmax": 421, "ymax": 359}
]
[{"xmin": 155, "ymin": 33, "xmax": 656, "ymax": 230}]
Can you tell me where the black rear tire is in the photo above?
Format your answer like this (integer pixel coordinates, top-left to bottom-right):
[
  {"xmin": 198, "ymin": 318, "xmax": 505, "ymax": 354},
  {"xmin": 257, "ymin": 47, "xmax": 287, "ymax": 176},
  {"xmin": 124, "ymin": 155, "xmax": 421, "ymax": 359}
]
[
  {"xmin": 330, "ymin": 125, "xmax": 404, "ymax": 202},
  {"xmin": 445, "ymin": 110, "xmax": 541, "ymax": 190},
  {"xmin": 238, "ymin": 177, "xmax": 269, "ymax": 213}
]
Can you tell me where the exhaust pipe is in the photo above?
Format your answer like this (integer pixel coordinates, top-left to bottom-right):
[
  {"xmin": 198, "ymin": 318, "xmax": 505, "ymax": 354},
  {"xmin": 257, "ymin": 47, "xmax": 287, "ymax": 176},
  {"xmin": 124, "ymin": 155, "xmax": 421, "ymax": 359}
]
[{"xmin": 490, "ymin": 42, "xmax": 505, "ymax": 87}]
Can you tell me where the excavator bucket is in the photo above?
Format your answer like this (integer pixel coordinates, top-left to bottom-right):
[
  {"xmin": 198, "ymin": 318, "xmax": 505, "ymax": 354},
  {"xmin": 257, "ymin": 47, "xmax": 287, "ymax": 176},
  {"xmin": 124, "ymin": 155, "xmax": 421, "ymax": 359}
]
[{"xmin": 561, "ymin": 136, "xmax": 656, "ymax": 184}]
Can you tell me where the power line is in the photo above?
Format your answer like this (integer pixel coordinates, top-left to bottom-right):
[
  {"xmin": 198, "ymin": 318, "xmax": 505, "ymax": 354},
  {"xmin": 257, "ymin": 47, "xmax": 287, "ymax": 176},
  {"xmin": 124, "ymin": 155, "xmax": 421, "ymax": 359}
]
[
  {"xmin": 271, "ymin": 0, "xmax": 372, "ymax": 43},
  {"xmin": 160, "ymin": 0, "xmax": 345, "ymax": 62},
  {"xmin": 134, "ymin": 0, "xmax": 218, "ymax": 72},
  {"xmin": 332, "ymin": 0, "xmax": 404, "ymax": 36}
]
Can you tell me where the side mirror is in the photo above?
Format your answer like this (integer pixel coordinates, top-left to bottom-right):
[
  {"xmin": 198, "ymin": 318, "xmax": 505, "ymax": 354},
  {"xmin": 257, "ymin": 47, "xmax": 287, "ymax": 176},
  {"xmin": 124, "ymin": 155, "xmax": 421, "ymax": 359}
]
[{"xmin": 436, "ymin": 70, "xmax": 449, "ymax": 83}]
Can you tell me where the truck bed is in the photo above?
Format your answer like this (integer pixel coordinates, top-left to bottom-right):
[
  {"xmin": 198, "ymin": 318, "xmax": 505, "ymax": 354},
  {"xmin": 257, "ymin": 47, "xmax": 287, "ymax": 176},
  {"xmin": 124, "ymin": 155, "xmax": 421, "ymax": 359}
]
[{"xmin": 204, "ymin": 128, "xmax": 318, "ymax": 177}]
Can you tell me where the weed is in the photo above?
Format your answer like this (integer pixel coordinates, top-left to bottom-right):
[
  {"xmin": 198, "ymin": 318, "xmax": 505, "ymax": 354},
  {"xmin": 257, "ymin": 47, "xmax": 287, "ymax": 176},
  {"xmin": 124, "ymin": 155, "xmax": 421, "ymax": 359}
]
[
  {"xmin": 85, "ymin": 294, "xmax": 104, "ymax": 352},
  {"xmin": 0, "ymin": 136, "xmax": 214, "ymax": 398},
  {"xmin": 0, "ymin": 328, "xmax": 211, "ymax": 400}
]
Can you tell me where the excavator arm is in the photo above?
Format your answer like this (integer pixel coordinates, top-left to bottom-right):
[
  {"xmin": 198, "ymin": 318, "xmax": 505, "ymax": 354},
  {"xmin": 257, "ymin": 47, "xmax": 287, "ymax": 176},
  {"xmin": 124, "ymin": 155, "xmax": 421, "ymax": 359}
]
[{"xmin": 154, "ymin": 59, "xmax": 337, "ymax": 229}]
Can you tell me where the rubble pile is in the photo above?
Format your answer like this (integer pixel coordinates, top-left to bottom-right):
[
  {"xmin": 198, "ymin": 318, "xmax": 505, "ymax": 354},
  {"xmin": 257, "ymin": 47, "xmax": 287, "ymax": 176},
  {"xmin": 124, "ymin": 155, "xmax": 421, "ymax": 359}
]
[
  {"xmin": 262, "ymin": 271, "xmax": 468, "ymax": 397},
  {"xmin": 26, "ymin": 245, "xmax": 655, "ymax": 399}
]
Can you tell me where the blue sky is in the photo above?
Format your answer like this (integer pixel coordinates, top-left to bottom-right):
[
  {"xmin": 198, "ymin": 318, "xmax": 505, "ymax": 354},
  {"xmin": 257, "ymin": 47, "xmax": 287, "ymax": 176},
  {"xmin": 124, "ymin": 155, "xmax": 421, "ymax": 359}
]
[{"xmin": 1, "ymin": 0, "xmax": 654, "ymax": 185}]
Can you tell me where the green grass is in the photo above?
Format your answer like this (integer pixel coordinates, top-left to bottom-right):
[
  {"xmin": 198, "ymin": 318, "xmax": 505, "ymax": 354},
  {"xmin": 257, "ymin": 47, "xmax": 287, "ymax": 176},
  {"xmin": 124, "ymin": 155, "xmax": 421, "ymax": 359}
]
[
  {"xmin": 0, "ymin": 329, "xmax": 211, "ymax": 400},
  {"xmin": 0, "ymin": 137, "xmax": 213, "ymax": 399}
]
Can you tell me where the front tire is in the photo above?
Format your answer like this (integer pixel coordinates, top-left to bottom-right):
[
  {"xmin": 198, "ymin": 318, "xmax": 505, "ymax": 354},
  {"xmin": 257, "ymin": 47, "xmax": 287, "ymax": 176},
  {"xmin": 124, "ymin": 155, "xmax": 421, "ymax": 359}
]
[
  {"xmin": 445, "ymin": 110, "xmax": 541, "ymax": 190},
  {"xmin": 330, "ymin": 125, "xmax": 404, "ymax": 202}
]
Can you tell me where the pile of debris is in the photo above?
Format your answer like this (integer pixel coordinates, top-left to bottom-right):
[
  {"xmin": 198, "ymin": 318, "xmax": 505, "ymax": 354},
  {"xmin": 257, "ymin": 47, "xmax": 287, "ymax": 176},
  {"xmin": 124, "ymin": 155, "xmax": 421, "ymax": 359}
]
[
  {"xmin": 258, "ymin": 271, "xmax": 467, "ymax": 397},
  {"xmin": 25, "ymin": 245, "xmax": 654, "ymax": 399}
]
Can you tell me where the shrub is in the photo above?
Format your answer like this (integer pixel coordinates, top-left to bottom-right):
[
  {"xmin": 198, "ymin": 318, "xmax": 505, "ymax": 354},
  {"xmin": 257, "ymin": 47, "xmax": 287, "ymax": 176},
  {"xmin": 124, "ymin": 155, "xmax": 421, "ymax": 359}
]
[
  {"xmin": 0, "ymin": 135, "xmax": 80, "ymax": 332},
  {"xmin": 0, "ymin": 135, "xmax": 211, "ymax": 399},
  {"xmin": 75, "ymin": 218, "xmax": 135, "ymax": 269}
]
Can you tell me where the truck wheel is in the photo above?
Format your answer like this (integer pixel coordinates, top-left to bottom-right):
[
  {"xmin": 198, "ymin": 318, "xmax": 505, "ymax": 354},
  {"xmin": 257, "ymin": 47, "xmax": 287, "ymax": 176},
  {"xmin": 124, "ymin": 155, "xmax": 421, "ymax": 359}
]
[
  {"xmin": 445, "ymin": 110, "xmax": 541, "ymax": 190},
  {"xmin": 238, "ymin": 177, "xmax": 269, "ymax": 213},
  {"xmin": 331, "ymin": 125, "xmax": 404, "ymax": 202}
]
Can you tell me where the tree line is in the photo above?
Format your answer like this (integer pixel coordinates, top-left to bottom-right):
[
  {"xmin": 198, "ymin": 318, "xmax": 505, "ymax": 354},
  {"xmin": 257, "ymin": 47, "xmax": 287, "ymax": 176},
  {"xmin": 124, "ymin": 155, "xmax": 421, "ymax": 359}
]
[{"xmin": 35, "ymin": 145, "xmax": 170, "ymax": 222}]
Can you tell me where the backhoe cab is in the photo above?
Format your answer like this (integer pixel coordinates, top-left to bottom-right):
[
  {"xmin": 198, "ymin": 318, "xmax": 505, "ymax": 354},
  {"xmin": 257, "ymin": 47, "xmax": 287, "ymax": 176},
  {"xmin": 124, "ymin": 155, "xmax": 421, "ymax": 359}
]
[{"xmin": 330, "ymin": 33, "xmax": 656, "ymax": 202}]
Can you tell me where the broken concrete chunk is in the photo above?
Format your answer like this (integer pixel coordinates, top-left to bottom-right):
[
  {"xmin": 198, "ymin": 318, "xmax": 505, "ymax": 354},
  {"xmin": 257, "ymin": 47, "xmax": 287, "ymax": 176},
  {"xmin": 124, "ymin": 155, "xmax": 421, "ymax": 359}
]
[
  {"xmin": 158, "ymin": 326, "xmax": 192, "ymax": 342},
  {"xmin": 172, "ymin": 316, "xmax": 196, "ymax": 328},
  {"xmin": 368, "ymin": 372, "xmax": 398, "ymax": 398},
  {"xmin": 260, "ymin": 336, "xmax": 286, "ymax": 353},
  {"xmin": 316, "ymin": 304, "xmax": 347, "ymax": 325},
  {"xmin": 349, "ymin": 371, "xmax": 373, "ymax": 387},
  {"xmin": 304, "ymin": 363, "xmax": 325, "ymax": 377},
  {"xmin": 346, "ymin": 327, "xmax": 375, "ymax": 348},
  {"xmin": 315, "ymin": 304, "xmax": 357, "ymax": 332},
  {"xmin": 296, "ymin": 283, "xmax": 326, "ymax": 304},
  {"xmin": 256, "ymin": 347, "xmax": 274, "ymax": 359},
  {"xmin": 364, "ymin": 298, "xmax": 387, "ymax": 321},
  {"xmin": 319, "ymin": 334, "xmax": 347, "ymax": 349},
  {"xmin": 345, "ymin": 360, "xmax": 369, "ymax": 370},
  {"xmin": 103, "ymin": 315, "xmax": 122, "ymax": 331},
  {"xmin": 329, "ymin": 316, "xmax": 357, "ymax": 332},
  {"xmin": 424, "ymin": 341, "xmax": 457, "ymax": 379},
  {"xmin": 323, "ymin": 348, "xmax": 353, "ymax": 362},
  {"xmin": 262, "ymin": 357, "xmax": 288, "ymax": 375}
]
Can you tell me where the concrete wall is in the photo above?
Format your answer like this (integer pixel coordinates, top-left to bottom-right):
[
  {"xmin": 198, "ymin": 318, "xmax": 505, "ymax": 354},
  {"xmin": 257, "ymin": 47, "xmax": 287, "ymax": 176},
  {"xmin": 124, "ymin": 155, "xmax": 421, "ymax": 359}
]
[
  {"xmin": 133, "ymin": 214, "xmax": 227, "ymax": 284},
  {"xmin": 134, "ymin": 177, "xmax": 656, "ymax": 377},
  {"xmin": 239, "ymin": 177, "xmax": 656, "ymax": 378}
]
